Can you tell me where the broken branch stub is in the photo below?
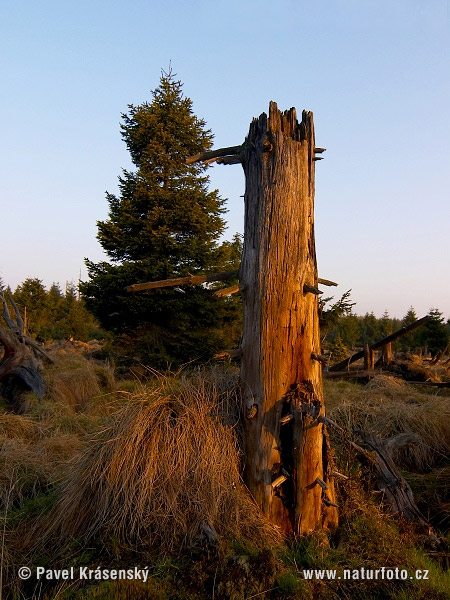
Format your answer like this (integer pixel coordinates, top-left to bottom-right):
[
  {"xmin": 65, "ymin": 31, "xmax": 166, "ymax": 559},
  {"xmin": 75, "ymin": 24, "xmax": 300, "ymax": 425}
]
[{"xmin": 126, "ymin": 270, "xmax": 239, "ymax": 293}]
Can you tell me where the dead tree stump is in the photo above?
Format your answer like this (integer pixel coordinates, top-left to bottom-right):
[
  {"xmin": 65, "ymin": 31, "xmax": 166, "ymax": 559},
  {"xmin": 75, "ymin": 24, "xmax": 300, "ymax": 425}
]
[
  {"xmin": 0, "ymin": 292, "xmax": 51, "ymax": 413},
  {"xmin": 240, "ymin": 103, "xmax": 338, "ymax": 535},
  {"xmin": 382, "ymin": 342, "xmax": 393, "ymax": 365},
  {"xmin": 364, "ymin": 344, "xmax": 375, "ymax": 370}
]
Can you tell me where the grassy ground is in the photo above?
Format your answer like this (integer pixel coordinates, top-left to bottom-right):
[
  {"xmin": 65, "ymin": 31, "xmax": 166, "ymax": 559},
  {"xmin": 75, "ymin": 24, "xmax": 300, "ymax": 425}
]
[{"xmin": 1, "ymin": 352, "xmax": 449, "ymax": 599}]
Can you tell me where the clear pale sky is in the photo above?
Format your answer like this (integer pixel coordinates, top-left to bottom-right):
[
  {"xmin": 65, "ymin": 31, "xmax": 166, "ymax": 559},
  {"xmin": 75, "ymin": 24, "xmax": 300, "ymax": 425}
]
[{"xmin": 1, "ymin": 1, "xmax": 448, "ymax": 319}]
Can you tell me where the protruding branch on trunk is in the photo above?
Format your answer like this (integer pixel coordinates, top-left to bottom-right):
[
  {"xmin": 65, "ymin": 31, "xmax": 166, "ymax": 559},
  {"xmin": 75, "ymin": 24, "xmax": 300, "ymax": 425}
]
[
  {"xmin": 303, "ymin": 283, "xmax": 322, "ymax": 295},
  {"xmin": 271, "ymin": 474, "xmax": 288, "ymax": 489},
  {"xmin": 311, "ymin": 353, "xmax": 328, "ymax": 365},
  {"xmin": 314, "ymin": 477, "xmax": 328, "ymax": 490},
  {"xmin": 317, "ymin": 278, "xmax": 338, "ymax": 287},
  {"xmin": 186, "ymin": 145, "xmax": 242, "ymax": 165},
  {"xmin": 280, "ymin": 414, "xmax": 294, "ymax": 425},
  {"xmin": 127, "ymin": 271, "xmax": 335, "ymax": 295},
  {"xmin": 126, "ymin": 270, "xmax": 239, "ymax": 293},
  {"xmin": 186, "ymin": 139, "xmax": 276, "ymax": 166},
  {"xmin": 213, "ymin": 284, "xmax": 240, "ymax": 298},
  {"xmin": 323, "ymin": 495, "xmax": 339, "ymax": 508}
]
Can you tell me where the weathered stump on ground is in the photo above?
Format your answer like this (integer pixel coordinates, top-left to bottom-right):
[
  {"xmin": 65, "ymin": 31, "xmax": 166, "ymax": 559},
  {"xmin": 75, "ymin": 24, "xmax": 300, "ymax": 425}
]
[{"xmin": 0, "ymin": 292, "xmax": 51, "ymax": 413}]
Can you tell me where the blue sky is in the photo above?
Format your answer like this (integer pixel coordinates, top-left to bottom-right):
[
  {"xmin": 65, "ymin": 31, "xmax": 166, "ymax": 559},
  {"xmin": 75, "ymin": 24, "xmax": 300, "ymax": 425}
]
[{"xmin": 1, "ymin": 0, "xmax": 449, "ymax": 319}]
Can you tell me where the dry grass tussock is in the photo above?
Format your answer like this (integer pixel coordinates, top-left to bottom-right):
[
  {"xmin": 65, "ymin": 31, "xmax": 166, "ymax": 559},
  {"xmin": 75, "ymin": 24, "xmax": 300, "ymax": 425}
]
[
  {"xmin": 44, "ymin": 369, "xmax": 280, "ymax": 556},
  {"xmin": 0, "ymin": 353, "xmax": 126, "ymax": 515},
  {"xmin": 0, "ymin": 355, "xmax": 124, "ymax": 510},
  {"xmin": 32, "ymin": 354, "xmax": 125, "ymax": 436},
  {"xmin": 44, "ymin": 354, "xmax": 116, "ymax": 413},
  {"xmin": 0, "ymin": 423, "xmax": 81, "ymax": 510},
  {"xmin": 325, "ymin": 375, "xmax": 450, "ymax": 472},
  {"xmin": 0, "ymin": 353, "xmax": 125, "ymax": 597}
]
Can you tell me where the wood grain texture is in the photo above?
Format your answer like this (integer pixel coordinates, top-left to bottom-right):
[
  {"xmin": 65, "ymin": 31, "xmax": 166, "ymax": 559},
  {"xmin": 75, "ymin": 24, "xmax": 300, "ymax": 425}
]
[{"xmin": 240, "ymin": 102, "xmax": 337, "ymax": 534}]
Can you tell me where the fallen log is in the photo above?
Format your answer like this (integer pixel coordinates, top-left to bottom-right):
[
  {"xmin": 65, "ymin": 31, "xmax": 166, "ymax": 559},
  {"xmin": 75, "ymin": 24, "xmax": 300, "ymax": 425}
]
[
  {"xmin": 403, "ymin": 381, "xmax": 450, "ymax": 388},
  {"xmin": 329, "ymin": 316, "xmax": 431, "ymax": 372},
  {"xmin": 361, "ymin": 433, "xmax": 433, "ymax": 534},
  {"xmin": 319, "ymin": 416, "xmax": 437, "ymax": 536}
]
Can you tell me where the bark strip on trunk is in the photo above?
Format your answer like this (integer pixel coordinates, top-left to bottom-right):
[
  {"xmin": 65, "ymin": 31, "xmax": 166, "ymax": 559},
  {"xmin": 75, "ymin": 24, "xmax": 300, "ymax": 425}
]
[{"xmin": 240, "ymin": 102, "xmax": 337, "ymax": 535}]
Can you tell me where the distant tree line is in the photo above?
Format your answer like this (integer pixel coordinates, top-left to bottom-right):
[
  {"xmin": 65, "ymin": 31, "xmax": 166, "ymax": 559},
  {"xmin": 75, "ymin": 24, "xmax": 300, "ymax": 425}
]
[
  {"xmin": 0, "ymin": 278, "xmax": 103, "ymax": 342},
  {"xmin": 1, "ymin": 279, "xmax": 448, "ymax": 367},
  {"xmin": 321, "ymin": 299, "xmax": 450, "ymax": 363}
]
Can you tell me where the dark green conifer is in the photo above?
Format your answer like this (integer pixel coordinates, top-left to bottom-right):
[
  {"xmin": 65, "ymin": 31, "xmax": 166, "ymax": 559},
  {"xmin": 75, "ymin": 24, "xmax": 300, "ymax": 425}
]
[
  {"xmin": 81, "ymin": 70, "xmax": 241, "ymax": 367},
  {"xmin": 418, "ymin": 308, "xmax": 449, "ymax": 356}
]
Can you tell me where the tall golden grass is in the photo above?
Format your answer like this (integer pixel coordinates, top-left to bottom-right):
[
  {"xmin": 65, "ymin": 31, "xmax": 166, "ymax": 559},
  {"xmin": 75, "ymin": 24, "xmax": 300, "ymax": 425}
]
[
  {"xmin": 2, "ymin": 358, "xmax": 449, "ymax": 599},
  {"xmin": 325, "ymin": 375, "xmax": 450, "ymax": 472},
  {"xmin": 43, "ymin": 369, "xmax": 279, "ymax": 556},
  {"xmin": 1, "ymin": 353, "xmax": 124, "ymax": 598},
  {"xmin": 45, "ymin": 355, "xmax": 116, "ymax": 413}
]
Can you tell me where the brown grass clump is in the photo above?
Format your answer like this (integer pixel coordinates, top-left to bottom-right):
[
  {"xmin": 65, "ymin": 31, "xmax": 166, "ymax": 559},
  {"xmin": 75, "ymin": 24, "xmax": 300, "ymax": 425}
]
[
  {"xmin": 45, "ymin": 355, "xmax": 104, "ymax": 412},
  {"xmin": 44, "ymin": 370, "xmax": 279, "ymax": 556},
  {"xmin": 0, "ymin": 426, "xmax": 81, "ymax": 510},
  {"xmin": 0, "ymin": 354, "xmax": 123, "ymax": 513},
  {"xmin": 0, "ymin": 413, "xmax": 41, "ymax": 442},
  {"xmin": 406, "ymin": 465, "xmax": 450, "ymax": 530},
  {"xmin": 325, "ymin": 376, "xmax": 450, "ymax": 472},
  {"xmin": 33, "ymin": 354, "xmax": 124, "ymax": 436}
]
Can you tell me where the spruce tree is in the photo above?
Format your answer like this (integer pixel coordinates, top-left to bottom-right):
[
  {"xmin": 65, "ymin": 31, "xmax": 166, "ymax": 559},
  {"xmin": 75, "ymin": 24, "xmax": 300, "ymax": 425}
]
[
  {"xmin": 418, "ymin": 308, "xmax": 449, "ymax": 356},
  {"xmin": 81, "ymin": 70, "xmax": 241, "ymax": 367},
  {"xmin": 400, "ymin": 306, "xmax": 418, "ymax": 352}
]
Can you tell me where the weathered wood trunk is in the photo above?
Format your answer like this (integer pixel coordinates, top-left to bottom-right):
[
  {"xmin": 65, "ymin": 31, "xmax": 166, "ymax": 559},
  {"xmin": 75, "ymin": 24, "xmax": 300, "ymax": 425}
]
[
  {"xmin": 364, "ymin": 344, "xmax": 375, "ymax": 370},
  {"xmin": 0, "ymin": 292, "xmax": 49, "ymax": 413},
  {"xmin": 382, "ymin": 342, "xmax": 393, "ymax": 366},
  {"xmin": 240, "ymin": 103, "xmax": 338, "ymax": 535}
]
